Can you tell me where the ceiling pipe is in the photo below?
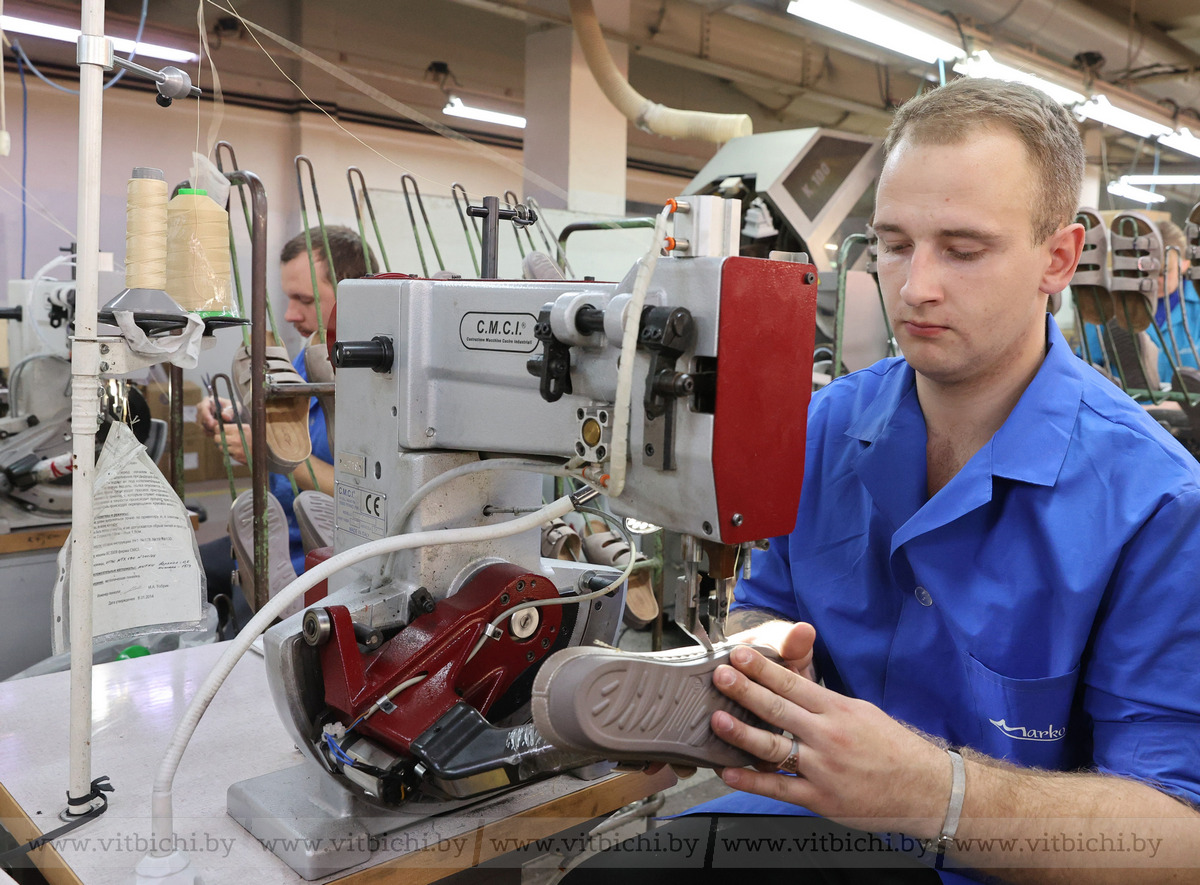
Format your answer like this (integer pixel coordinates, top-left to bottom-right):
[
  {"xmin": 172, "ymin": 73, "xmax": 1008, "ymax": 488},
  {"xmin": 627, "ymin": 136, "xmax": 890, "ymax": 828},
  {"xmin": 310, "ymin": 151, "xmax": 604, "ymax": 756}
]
[{"xmin": 567, "ymin": 0, "xmax": 753, "ymax": 142}]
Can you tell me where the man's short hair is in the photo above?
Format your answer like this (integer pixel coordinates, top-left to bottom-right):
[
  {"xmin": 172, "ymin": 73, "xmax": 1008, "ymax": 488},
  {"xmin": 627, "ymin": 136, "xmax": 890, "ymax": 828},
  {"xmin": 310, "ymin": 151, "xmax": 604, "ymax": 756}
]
[
  {"xmin": 280, "ymin": 225, "xmax": 377, "ymax": 284},
  {"xmin": 884, "ymin": 77, "xmax": 1085, "ymax": 244}
]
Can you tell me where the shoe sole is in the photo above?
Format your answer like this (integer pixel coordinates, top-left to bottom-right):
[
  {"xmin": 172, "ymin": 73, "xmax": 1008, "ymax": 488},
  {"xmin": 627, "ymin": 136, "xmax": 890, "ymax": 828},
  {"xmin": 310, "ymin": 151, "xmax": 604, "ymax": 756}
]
[{"xmin": 531, "ymin": 643, "xmax": 780, "ymax": 769}]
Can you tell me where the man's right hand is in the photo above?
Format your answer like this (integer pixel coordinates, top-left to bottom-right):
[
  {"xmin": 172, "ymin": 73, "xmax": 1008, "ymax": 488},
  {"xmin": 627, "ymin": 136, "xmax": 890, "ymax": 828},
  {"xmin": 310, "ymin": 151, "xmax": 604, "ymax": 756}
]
[{"xmin": 197, "ymin": 395, "xmax": 250, "ymax": 466}]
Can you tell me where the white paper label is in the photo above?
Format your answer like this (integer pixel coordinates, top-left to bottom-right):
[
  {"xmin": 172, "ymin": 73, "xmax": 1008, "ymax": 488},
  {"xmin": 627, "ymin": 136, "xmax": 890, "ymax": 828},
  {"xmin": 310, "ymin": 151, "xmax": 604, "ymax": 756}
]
[{"xmin": 88, "ymin": 424, "xmax": 203, "ymax": 638}]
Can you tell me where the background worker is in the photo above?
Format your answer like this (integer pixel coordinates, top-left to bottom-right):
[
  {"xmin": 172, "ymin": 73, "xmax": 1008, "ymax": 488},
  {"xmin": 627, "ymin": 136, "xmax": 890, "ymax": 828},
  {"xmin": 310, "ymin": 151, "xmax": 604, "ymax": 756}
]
[{"xmin": 197, "ymin": 226, "xmax": 375, "ymax": 625}]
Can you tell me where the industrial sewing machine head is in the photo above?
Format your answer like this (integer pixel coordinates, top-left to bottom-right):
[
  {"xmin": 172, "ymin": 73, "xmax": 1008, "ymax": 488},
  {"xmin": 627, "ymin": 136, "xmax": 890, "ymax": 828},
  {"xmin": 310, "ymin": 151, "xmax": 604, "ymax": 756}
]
[{"xmin": 253, "ymin": 196, "xmax": 817, "ymax": 835}]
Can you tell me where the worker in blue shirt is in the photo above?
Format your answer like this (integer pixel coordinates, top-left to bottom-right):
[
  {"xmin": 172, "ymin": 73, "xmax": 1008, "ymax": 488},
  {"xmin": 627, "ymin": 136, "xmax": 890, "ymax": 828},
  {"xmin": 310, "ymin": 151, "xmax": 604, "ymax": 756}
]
[
  {"xmin": 700, "ymin": 79, "xmax": 1200, "ymax": 880},
  {"xmin": 1079, "ymin": 219, "xmax": 1200, "ymax": 390},
  {"xmin": 1152, "ymin": 219, "xmax": 1200, "ymax": 385},
  {"xmin": 566, "ymin": 78, "xmax": 1200, "ymax": 883}
]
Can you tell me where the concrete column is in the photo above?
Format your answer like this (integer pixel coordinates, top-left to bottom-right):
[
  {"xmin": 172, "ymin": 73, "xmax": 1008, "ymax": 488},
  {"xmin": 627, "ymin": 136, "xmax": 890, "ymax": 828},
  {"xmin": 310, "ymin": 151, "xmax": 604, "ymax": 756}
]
[{"xmin": 524, "ymin": 1, "xmax": 629, "ymax": 215}]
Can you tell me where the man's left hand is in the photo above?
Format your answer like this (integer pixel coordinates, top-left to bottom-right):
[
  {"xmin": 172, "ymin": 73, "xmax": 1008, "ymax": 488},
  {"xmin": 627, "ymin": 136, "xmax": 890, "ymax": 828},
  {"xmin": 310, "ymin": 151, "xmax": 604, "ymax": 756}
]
[{"xmin": 711, "ymin": 646, "xmax": 949, "ymax": 836}]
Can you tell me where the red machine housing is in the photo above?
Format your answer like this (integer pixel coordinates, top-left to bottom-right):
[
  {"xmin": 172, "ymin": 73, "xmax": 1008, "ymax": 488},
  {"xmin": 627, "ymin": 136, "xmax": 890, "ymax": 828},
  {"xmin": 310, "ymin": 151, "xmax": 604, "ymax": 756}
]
[
  {"xmin": 318, "ymin": 562, "xmax": 563, "ymax": 754},
  {"xmin": 712, "ymin": 256, "xmax": 817, "ymax": 544}
]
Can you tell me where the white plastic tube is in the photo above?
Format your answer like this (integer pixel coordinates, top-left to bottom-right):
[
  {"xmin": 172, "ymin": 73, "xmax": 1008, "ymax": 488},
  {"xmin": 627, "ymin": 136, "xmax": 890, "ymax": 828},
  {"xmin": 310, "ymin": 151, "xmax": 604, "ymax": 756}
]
[
  {"xmin": 568, "ymin": 0, "xmax": 752, "ymax": 143},
  {"xmin": 148, "ymin": 494, "xmax": 579, "ymax": 853},
  {"xmin": 607, "ymin": 205, "xmax": 671, "ymax": 498},
  {"xmin": 378, "ymin": 457, "xmax": 602, "ymax": 578}
]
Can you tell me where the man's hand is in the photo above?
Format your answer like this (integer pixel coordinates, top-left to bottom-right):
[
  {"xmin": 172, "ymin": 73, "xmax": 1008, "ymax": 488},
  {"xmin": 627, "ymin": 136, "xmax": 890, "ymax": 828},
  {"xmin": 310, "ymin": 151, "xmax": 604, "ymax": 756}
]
[
  {"xmin": 197, "ymin": 395, "xmax": 250, "ymax": 466},
  {"xmin": 711, "ymin": 645, "xmax": 948, "ymax": 836}
]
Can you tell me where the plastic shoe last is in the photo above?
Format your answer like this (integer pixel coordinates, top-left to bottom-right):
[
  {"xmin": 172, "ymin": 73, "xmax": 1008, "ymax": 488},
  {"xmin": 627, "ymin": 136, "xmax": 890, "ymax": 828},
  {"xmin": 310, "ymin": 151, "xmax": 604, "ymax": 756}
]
[
  {"xmin": 531, "ymin": 642, "xmax": 782, "ymax": 769},
  {"xmin": 1110, "ymin": 210, "xmax": 1164, "ymax": 332},
  {"xmin": 1071, "ymin": 208, "xmax": 1114, "ymax": 326},
  {"xmin": 581, "ymin": 524, "xmax": 658, "ymax": 629}
]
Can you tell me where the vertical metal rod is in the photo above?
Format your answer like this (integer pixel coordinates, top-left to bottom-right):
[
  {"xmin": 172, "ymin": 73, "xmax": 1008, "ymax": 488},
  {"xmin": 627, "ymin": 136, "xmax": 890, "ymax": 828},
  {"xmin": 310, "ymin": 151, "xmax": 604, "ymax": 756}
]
[
  {"xmin": 481, "ymin": 195, "xmax": 500, "ymax": 279},
  {"xmin": 168, "ymin": 364, "xmax": 184, "ymax": 497},
  {"xmin": 66, "ymin": 0, "xmax": 105, "ymax": 811},
  {"xmin": 228, "ymin": 169, "xmax": 271, "ymax": 614}
]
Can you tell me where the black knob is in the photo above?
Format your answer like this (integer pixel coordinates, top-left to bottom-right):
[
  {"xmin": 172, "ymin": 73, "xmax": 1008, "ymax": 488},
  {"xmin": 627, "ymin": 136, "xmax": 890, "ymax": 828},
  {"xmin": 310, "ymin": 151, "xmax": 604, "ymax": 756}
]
[{"xmin": 333, "ymin": 336, "xmax": 394, "ymax": 373}]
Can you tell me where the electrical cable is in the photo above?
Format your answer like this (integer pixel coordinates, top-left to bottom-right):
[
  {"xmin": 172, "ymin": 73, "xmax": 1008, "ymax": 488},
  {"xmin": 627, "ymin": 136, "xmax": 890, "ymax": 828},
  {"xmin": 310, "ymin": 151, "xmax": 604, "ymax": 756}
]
[
  {"xmin": 18, "ymin": 47, "xmax": 26, "ymax": 278},
  {"xmin": 463, "ymin": 504, "xmax": 636, "ymax": 665},
  {"xmin": 6, "ymin": 0, "xmax": 148, "ymax": 96},
  {"xmin": 145, "ymin": 490, "xmax": 596, "ymax": 857}
]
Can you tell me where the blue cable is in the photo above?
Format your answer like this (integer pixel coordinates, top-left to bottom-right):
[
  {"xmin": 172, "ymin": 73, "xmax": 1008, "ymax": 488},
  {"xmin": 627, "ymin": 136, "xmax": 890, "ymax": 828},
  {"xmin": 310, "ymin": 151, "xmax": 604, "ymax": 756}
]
[
  {"xmin": 18, "ymin": 52, "xmax": 28, "ymax": 278},
  {"xmin": 323, "ymin": 732, "xmax": 357, "ymax": 767},
  {"xmin": 9, "ymin": 0, "xmax": 149, "ymax": 97}
]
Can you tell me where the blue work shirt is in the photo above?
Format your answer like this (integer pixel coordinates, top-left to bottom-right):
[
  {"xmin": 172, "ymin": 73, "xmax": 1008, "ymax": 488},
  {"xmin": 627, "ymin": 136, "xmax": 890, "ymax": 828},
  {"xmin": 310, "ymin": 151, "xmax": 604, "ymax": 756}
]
[
  {"xmin": 695, "ymin": 317, "xmax": 1200, "ymax": 870},
  {"xmin": 269, "ymin": 347, "xmax": 332, "ymax": 574}
]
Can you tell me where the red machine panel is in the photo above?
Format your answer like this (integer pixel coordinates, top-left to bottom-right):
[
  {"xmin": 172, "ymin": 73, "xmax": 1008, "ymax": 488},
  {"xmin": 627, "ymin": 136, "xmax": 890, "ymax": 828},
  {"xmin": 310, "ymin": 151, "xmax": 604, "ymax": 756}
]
[
  {"xmin": 319, "ymin": 562, "xmax": 563, "ymax": 754},
  {"xmin": 712, "ymin": 256, "xmax": 817, "ymax": 544}
]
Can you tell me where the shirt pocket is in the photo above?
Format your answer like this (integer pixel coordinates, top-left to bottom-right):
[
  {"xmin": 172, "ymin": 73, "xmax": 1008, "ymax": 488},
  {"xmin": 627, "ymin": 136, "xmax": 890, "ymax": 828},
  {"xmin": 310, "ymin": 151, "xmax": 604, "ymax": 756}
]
[{"xmin": 963, "ymin": 653, "xmax": 1080, "ymax": 769}]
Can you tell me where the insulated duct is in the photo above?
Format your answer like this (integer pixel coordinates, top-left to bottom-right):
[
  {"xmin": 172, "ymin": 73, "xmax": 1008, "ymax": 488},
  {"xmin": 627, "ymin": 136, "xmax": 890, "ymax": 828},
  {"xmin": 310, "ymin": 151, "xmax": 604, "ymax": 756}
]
[{"xmin": 567, "ymin": 0, "xmax": 753, "ymax": 143}]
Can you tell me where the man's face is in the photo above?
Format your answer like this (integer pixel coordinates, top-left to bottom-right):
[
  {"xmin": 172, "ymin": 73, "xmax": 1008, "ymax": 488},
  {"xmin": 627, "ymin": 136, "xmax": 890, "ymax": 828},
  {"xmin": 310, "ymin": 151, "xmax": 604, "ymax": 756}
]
[
  {"xmin": 281, "ymin": 254, "xmax": 337, "ymax": 339},
  {"xmin": 873, "ymin": 129, "xmax": 1068, "ymax": 389}
]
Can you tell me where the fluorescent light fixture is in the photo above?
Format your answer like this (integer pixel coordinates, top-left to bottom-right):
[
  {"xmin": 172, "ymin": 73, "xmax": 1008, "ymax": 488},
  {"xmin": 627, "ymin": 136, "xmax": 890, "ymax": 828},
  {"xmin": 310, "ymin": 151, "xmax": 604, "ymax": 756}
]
[
  {"xmin": 1159, "ymin": 127, "xmax": 1200, "ymax": 160},
  {"xmin": 1107, "ymin": 180, "xmax": 1166, "ymax": 204},
  {"xmin": 1122, "ymin": 174, "xmax": 1200, "ymax": 186},
  {"xmin": 785, "ymin": 0, "xmax": 964, "ymax": 64},
  {"xmin": 1, "ymin": 14, "xmax": 198, "ymax": 63},
  {"xmin": 954, "ymin": 51, "xmax": 1084, "ymax": 105},
  {"xmin": 1076, "ymin": 95, "xmax": 1171, "ymax": 140},
  {"xmin": 443, "ymin": 96, "xmax": 526, "ymax": 129}
]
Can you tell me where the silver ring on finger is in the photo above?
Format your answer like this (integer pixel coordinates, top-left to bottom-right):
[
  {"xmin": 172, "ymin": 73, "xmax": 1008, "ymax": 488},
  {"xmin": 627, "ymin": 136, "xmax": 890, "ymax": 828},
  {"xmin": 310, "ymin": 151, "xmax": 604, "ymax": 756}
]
[{"xmin": 778, "ymin": 737, "xmax": 801, "ymax": 775}]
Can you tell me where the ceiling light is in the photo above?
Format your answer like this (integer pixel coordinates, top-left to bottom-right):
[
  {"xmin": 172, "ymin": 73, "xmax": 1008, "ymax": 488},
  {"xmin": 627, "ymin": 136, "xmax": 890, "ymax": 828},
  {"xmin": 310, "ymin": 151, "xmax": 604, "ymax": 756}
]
[
  {"xmin": 1107, "ymin": 180, "xmax": 1166, "ymax": 204},
  {"xmin": 1158, "ymin": 128, "xmax": 1200, "ymax": 160},
  {"xmin": 443, "ymin": 96, "xmax": 526, "ymax": 129},
  {"xmin": 953, "ymin": 51, "xmax": 1084, "ymax": 105},
  {"xmin": 1121, "ymin": 174, "xmax": 1200, "ymax": 186},
  {"xmin": 1, "ymin": 14, "xmax": 198, "ymax": 63},
  {"xmin": 785, "ymin": 0, "xmax": 964, "ymax": 64},
  {"xmin": 1076, "ymin": 95, "xmax": 1171, "ymax": 140}
]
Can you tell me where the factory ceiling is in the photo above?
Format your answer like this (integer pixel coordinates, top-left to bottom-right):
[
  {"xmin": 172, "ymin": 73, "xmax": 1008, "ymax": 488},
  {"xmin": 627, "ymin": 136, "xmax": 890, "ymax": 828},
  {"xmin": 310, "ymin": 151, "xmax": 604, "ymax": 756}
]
[{"xmin": 8, "ymin": 0, "xmax": 1200, "ymax": 182}]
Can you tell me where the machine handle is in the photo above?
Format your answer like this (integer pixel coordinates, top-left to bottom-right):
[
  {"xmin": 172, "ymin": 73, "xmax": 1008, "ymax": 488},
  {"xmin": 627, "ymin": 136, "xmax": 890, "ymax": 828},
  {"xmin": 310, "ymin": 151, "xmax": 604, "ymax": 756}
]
[{"xmin": 333, "ymin": 336, "xmax": 394, "ymax": 373}]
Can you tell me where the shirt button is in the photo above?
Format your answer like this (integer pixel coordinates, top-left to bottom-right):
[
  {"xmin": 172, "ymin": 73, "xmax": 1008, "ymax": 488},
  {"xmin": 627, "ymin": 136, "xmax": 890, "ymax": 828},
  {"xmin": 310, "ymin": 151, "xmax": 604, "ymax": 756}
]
[{"xmin": 915, "ymin": 586, "xmax": 933, "ymax": 606}]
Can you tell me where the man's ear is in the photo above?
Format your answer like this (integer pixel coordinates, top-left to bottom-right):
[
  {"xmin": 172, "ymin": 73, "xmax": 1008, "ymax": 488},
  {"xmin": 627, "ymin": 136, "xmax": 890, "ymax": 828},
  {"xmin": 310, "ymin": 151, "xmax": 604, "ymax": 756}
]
[{"xmin": 1041, "ymin": 222, "xmax": 1085, "ymax": 295}]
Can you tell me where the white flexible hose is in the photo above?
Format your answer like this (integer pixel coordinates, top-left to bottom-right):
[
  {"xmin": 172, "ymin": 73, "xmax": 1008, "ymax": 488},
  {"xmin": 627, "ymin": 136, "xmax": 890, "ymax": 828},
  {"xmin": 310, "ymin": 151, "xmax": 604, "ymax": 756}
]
[
  {"xmin": 148, "ymin": 494, "xmax": 578, "ymax": 853},
  {"xmin": 378, "ymin": 458, "xmax": 603, "ymax": 578},
  {"xmin": 607, "ymin": 205, "xmax": 671, "ymax": 498},
  {"xmin": 567, "ymin": 0, "xmax": 752, "ymax": 143}
]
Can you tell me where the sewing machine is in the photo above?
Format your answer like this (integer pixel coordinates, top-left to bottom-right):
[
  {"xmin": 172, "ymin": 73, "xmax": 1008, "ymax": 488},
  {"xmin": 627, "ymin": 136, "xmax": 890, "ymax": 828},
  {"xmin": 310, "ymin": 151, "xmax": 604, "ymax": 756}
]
[{"xmin": 230, "ymin": 197, "xmax": 817, "ymax": 878}]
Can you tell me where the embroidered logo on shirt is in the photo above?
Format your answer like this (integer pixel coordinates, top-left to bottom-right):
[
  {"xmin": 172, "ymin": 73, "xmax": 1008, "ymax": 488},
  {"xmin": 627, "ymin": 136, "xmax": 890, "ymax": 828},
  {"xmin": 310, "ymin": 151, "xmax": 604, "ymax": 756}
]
[{"xmin": 989, "ymin": 718, "xmax": 1066, "ymax": 741}]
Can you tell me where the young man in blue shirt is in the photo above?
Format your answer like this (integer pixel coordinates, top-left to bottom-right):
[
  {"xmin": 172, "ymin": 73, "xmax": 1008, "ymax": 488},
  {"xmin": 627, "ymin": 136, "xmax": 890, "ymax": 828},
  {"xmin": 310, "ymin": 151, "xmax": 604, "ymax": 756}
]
[
  {"xmin": 701, "ymin": 78, "xmax": 1200, "ymax": 880},
  {"xmin": 561, "ymin": 77, "xmax": 1200, "ymax": 882}
]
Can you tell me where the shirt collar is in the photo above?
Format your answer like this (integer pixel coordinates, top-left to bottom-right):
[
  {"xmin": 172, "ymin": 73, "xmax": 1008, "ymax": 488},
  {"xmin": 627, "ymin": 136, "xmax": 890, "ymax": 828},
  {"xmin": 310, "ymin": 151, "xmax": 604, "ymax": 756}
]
[{"xmin": 845, "ymin": 316, "xmax": 1080, "ymax": 488}]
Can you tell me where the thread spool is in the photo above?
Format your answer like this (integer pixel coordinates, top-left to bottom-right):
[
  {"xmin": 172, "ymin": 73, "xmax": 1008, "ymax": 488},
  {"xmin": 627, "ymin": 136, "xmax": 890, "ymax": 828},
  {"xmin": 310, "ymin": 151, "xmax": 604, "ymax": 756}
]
[
  {"xmin": 165, "ymin": 187, "xmax": 235, "ymax": 316},
  {"xmin": 125, "ymin": 167, "xmax": 168, "ymax": 291}
]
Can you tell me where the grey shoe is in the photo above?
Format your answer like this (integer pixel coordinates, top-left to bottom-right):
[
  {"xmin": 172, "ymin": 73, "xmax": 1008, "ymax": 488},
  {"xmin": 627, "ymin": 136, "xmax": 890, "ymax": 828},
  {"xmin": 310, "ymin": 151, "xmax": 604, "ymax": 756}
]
[
  {"xmin": 228, "ymin": 489, "xmax": 299, "ymax": 616},
  {"xmin": 531, "ymin": 643, "xmax": 781, "ymax": 769},
  {"xmin": 294, "ymin": 490, "xmax": 334, "ymax": 554}
]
